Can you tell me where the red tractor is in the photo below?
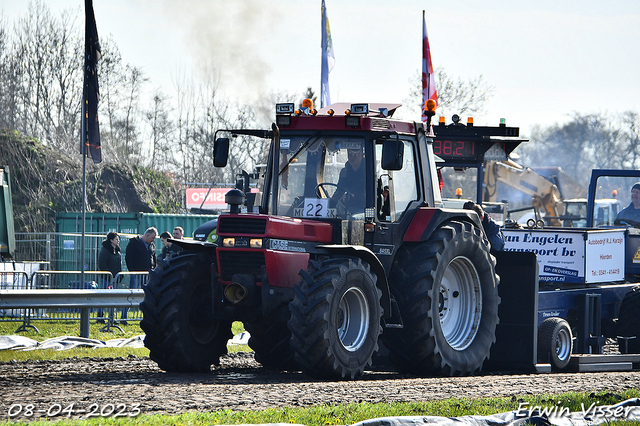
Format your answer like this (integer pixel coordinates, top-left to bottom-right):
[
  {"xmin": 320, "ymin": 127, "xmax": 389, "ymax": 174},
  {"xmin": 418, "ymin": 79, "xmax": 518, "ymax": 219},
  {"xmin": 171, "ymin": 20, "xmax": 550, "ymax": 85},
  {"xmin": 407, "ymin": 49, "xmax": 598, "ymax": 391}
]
[{"xmin": 140, "ymin": 101, "xmax": 504, "ymax": 379}]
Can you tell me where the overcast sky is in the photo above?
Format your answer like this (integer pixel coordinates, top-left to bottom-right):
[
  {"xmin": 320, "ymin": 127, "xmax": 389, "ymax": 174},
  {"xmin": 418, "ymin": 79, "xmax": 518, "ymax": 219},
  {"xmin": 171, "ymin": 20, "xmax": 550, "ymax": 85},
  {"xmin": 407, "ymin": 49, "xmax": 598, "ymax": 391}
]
[{"xmin": 2, "ymin": 0, "xmax": 640, "ymax": 136}]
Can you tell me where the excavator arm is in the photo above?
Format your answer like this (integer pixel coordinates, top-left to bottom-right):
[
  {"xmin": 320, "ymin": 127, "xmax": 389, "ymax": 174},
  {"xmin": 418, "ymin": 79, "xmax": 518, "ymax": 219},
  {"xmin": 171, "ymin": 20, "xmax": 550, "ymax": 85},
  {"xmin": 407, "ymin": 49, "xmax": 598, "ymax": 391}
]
[{"xmin": 484, "ymin": 159, "xmax": 564, "ymax": 226}]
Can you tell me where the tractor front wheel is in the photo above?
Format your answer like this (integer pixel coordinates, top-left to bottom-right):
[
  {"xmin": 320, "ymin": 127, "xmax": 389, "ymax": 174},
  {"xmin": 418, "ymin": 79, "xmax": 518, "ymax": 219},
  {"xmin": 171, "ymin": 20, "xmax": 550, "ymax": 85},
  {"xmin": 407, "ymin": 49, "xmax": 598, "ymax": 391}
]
[
  {"xmin": 288, "ymin": 256, "xmax": 382, "ymax": 379},
  {"xmin": 140, "ymin": 252, "xmax": 232, "ymax": 373}
]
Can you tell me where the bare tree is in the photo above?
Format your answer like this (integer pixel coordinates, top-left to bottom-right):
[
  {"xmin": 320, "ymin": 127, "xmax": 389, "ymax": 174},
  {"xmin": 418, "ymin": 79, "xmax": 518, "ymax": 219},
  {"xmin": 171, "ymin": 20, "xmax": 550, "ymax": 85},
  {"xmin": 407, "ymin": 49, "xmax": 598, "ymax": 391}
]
[
  {"xmin": 47, "ymin": 8, "xmax": 82, "ymax": 151},
  {"xmin": 93, "ymin": 36, "xmax": 125, "ymax": 162},
  {"xmin": 1, "ymin": 1, "xmax": 82, "ymax": 154},
  {"xmin": 618, "ymin": 111, "xmax": 640, "ymax": 169},
  {"xmin": 144, "ymin": 89, "xmax": 174, "ymax": 169},
  {"xmin": 13, "ymin": 0, "xmax": 55, "ymax": 140},
  {"xmin": 405, "ymin": 67, "xmax": 494, "ymax": 120},
  {"xmin": 118, "ymin": 65, "xmax": 147, "ymax": 161},
  {"xmin": 518, "ymin": 112, "xmax": 640, "ymax": 188},
  {"xmin": 0, "ymin": 0, "xmax": 309, "ymax": 187}
]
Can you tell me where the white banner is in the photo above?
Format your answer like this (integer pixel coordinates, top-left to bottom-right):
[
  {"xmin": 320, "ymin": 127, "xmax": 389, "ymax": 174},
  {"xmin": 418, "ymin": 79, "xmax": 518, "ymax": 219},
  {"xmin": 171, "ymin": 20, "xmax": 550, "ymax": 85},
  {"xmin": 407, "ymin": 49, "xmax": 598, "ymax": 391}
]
[
  {"xmin": 584, "ymin": 231, "xmax": 625, "ymax": 283},
  {"xmin": 503, "ymin": 229, "xmax": 625, "ymax": 284},
  {"xmin": 185, "ymin": 188, "xmax": 258, "ymax": 210}
]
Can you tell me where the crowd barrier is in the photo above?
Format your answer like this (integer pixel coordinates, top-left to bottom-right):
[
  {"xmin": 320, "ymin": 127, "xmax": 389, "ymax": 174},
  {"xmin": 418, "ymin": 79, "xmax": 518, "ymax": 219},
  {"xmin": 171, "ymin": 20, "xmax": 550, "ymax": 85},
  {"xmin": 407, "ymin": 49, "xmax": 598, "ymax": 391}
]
[{"xmin": 0, "ymin": 270, "xmax": 149, "ymax": 337}]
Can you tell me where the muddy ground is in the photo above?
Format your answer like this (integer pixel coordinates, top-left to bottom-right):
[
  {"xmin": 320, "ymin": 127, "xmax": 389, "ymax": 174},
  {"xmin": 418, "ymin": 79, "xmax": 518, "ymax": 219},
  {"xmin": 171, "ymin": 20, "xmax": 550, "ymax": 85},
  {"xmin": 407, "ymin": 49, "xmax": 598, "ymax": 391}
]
[{"xmin": 1, "ymin": 353, "xmax": 639, "ymax": 422}]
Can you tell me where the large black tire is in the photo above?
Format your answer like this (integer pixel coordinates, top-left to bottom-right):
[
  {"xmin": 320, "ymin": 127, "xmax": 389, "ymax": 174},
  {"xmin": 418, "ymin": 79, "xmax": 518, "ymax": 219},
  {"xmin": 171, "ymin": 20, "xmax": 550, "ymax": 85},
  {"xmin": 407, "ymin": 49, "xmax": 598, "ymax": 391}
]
[
  {"xmin": 288, "ymin": 256, "xmax": 382, "ymax": 379},
  {"xmin": 245, "ymin": 302, "xmax": 298, "ymax": 370},
  {"xmin": 537, "ymin": 317, "xmax": 573, "ymax": 370},
  {"xmin": 140, "ymin": 252, "xmax": 233, "ymax": 373},
  {"xmin": 383, "ymin": 220, "xmax": 500, "ymax": 376},
  {"xmin": 618, "ymin": 286, "xmax": 640, "ymax": 354}
]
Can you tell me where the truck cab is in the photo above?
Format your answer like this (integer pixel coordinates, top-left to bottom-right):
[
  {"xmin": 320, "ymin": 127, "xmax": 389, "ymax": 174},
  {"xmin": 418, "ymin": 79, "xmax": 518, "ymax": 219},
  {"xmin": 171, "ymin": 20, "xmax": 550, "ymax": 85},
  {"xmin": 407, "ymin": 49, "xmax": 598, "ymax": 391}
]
[{"xmin": 563, "ymin": 198, "xmax": 620, "ymax": 228}]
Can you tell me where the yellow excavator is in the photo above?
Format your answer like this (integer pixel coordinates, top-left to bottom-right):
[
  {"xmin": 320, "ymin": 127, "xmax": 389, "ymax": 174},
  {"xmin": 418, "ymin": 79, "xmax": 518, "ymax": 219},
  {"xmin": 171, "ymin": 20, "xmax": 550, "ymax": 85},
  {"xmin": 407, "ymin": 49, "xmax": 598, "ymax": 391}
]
[{"xmin": 483, "ymin": 159, "xmax": 565, "ymax": 226}]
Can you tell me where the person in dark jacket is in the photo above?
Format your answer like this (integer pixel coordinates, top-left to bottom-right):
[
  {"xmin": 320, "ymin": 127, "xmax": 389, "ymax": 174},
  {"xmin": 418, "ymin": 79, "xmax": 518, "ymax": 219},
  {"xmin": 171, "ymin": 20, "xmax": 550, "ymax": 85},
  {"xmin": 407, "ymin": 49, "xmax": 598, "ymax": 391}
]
[
  {"xmin": 122, "ymin": 227, "xmax": 157, "ymax": 322},
  {"xmin": 616, "ymin": 182, "xmax": 640, "ymax": 225},
  {"xmin": 97, "ymin": 232, "xmax": 121, "ymax": 322},
  {"xmin": 463, "ymin": 201, "xmax": 505, "ymax": 254},
  {"xmin": 158, "ymin": 231, "xmax": 181, "ymax": 261},
  {"xmin": 331, "ymin": 146, "xmax": 366, "ymax": 215},
  {"xmin": 172, "ymin": 226, "xmax": 184, "ymax": 240}
]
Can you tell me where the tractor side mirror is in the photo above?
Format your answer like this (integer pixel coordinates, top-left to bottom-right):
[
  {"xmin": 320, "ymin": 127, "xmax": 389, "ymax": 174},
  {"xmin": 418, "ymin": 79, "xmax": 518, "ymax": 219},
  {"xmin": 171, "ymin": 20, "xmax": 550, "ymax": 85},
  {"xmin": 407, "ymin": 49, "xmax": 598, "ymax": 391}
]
[
  {"xmin": 213, "ymin": 138, "xmax": 230, "ymax": 167},
  {"xmin": 381, "ymin": 139, "xmax": 404, "ymax": 170}
]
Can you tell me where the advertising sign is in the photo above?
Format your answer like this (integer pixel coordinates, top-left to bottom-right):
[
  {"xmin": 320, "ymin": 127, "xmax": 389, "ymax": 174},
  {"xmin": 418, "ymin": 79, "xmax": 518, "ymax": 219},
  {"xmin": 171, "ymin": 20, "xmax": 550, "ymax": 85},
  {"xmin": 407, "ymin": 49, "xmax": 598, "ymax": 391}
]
[
  {"xmin": 584, "ymin": 231, "xmax": 625, "ymax": 283},
  {"xmin": 503, "ymin": 229, "xmax": 625, "ymax": 284},
  {"xmin": 186, "ymin": 188, "xmax": 258, "ymax": 211}
]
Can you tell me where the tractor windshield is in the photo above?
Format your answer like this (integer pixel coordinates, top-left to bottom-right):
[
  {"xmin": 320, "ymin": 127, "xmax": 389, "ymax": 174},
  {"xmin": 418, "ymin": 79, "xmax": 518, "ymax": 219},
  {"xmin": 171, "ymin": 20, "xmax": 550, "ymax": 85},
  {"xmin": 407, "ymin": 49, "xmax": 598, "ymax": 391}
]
[{"xmin": 276, "ymin": 135, "xmax": 366, "ymax": 219}]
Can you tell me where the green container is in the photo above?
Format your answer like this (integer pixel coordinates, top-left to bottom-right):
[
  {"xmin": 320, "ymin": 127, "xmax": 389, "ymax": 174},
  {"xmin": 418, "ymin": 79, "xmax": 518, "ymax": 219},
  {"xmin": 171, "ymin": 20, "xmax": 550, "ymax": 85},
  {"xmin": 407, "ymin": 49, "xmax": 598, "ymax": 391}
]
[
  {"xmin": 0, "ymin": 166, "xmax": 16, "ymax": 260},
  {"xmin": 55, "ymin": 212, "xmax": 142, "ymax": 235},
  {"xmin": 54, "ymin": 212, "xmax": 218, "ymax": 272},
  {"xmin": 139, "ymin": 213, "xmax": 218, "ymax": 240},
  {"xmin": 55, "ymin": 212, "xmax": 218, "ymax": 239}
]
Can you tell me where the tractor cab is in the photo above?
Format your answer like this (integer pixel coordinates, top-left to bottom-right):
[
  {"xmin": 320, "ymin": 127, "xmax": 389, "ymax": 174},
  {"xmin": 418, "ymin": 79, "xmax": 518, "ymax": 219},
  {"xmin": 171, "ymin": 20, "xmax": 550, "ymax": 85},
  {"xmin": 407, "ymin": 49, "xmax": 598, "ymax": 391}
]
[{"xmin": 212, "ymin": 101, "xmax": 442, "ymax": 268}]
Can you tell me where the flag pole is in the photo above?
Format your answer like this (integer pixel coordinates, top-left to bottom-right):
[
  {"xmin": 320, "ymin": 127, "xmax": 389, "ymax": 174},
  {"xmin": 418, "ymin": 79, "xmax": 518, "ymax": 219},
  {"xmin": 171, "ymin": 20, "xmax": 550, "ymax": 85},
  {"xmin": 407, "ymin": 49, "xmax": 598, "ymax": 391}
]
[
  {"xmin": 81, "ymin": 96, "xmax": 87, "ymax": 277},
  {"xmin": 80, "ymin": 0, "xmax": 102, "ymax": 337},
  {"xmin": 320, "ymin": 0, "xmax": 334, "ymax": 109},
  {"xmin": 422, "ymin": 10, "xmax": 438, "ymax": 127},
  {"xmin": 80, "ymin": 85, "xmax": 89, "ymax": 338},
  {"xmin": 424, "ymin": 10, "xmax": 429, "ymax": 110},
  {"xmin": 321, "ymin": 0, "xmax": 327, "ymax": 108}
]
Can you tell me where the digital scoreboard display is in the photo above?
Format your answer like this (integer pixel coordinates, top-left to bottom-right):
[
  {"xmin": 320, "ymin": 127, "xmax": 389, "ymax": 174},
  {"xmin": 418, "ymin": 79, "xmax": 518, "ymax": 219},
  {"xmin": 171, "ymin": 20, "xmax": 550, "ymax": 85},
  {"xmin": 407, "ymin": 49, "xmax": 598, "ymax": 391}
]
[
  {"xmin": 433, "ymin": 140, "xmax": 507, "ymax": 162},
  {"xmin": 433, "ymin": 140, "xmax": 477, "ymax": 160}
]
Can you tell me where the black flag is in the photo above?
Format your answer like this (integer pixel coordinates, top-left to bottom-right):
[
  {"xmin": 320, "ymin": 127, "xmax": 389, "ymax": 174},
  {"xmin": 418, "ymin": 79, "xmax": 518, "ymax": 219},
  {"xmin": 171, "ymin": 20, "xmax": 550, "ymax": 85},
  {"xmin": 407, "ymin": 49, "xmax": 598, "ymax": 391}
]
[{"xmin": 83, "ymin": 0, "xmax": 102, "ymax": 163}]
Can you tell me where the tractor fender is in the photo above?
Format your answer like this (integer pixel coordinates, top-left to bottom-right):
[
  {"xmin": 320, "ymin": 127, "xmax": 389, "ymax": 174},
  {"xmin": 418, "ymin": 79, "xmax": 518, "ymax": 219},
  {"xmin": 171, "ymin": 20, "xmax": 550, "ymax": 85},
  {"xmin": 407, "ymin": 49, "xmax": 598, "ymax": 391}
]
[
  {"xmin": 169, "ymin": 238, "xmax": 217, "ymax": 252},
  {"xmin": 403, "ymin": 207, "xmax": 483, "ymax": 242},
  {"xmin": 315, "ymin": 244, "xmax": 391, "ymax": 319}
]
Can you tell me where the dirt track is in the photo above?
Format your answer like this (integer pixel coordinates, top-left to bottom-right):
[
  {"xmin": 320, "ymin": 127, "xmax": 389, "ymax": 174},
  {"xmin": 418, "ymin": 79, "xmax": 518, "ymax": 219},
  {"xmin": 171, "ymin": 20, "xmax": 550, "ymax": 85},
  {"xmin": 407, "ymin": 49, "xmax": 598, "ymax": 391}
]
[{"xmin": 1, "ymin": 353, "xmax": 639, "ymax": 421}]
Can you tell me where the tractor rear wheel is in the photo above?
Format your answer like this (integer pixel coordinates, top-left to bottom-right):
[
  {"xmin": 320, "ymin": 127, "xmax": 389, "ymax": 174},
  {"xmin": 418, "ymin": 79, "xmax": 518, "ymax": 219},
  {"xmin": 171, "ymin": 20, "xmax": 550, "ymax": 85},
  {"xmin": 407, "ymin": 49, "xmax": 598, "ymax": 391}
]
[
  {"xmin": 288, "ymin": 256, "xmax": 382, "ymax": 379},
  {"xmin": 140, "ymin": 252, "xmax": 232, "ymax": 373},
  {"xmin": 383, "ymin": 220, "xmax": 500, "ymax": 376},
  {"xmin": 618, "ymin": 286, "xmax": 640, "ymax": 354}
]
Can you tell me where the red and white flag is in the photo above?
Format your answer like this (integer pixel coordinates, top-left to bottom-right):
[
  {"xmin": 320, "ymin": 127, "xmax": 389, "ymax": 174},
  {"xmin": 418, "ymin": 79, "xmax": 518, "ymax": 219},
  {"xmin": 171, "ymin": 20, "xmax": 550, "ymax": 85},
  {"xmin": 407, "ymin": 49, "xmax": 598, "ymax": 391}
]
[{"xmin": 422, "ymin": 10, "xmax": 438, "ymax": 122}]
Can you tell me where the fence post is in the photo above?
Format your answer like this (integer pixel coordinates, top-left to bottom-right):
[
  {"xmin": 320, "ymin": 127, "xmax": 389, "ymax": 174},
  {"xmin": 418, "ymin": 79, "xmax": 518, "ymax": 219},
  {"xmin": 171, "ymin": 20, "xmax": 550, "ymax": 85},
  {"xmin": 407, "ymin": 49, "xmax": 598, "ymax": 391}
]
[
  {"xmin": 46, "ymin": 233, "xmax": 52, "ymax": 267},
  {"xmin": 80, "ymin": 308, "xmax": 90, "ymax": 337}
]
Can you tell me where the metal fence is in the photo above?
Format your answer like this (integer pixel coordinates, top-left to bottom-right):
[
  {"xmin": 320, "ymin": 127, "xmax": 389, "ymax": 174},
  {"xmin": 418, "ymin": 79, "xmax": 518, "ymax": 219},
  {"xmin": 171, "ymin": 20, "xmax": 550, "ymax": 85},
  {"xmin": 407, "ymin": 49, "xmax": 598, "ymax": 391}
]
[
  {"xmin": 0, "ymin": 269, "xmax": 149, "ymax": 334},
  {"xmin": 1, "ymin": 233, "xmax": 159, "ymax": 334},
  {"xmin": 13, "ymin": 232, "xmax": 135, "ymax": 272}
]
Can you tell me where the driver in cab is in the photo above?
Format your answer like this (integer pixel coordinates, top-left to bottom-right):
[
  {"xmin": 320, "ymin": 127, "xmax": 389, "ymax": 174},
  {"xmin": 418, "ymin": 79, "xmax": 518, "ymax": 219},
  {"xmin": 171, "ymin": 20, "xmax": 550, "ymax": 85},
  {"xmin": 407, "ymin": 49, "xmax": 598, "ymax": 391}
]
[
  {"xmin": 331, "ymin": 145, "xmax": 366, "ymax": 214},
  {"xmin": 616, "ymin": 182, "xmax": 640, "ymax": 225}
]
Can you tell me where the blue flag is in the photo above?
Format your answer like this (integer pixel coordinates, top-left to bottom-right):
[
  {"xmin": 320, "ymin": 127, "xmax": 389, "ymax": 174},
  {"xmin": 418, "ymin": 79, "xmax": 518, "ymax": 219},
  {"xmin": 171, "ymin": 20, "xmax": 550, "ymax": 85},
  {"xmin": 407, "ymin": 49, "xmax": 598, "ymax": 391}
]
[{"xmin": 321, "ymin": 0, "xmax": 335, "ymax": 108}]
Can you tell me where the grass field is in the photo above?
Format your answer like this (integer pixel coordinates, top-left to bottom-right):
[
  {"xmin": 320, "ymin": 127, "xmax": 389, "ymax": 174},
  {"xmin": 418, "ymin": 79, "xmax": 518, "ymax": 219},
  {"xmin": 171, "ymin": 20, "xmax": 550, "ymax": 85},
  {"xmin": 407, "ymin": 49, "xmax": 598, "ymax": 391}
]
[
  {"xmin": 1, "ymin": 320, "xmax": 639, "ymax": 426},
  {"xmin": 0, "ymin": 391, "xmax": 639, "ymax": 426},
  {"xmin": 0, "ymin": 319, "xmax": 248, "ymax": 361}
]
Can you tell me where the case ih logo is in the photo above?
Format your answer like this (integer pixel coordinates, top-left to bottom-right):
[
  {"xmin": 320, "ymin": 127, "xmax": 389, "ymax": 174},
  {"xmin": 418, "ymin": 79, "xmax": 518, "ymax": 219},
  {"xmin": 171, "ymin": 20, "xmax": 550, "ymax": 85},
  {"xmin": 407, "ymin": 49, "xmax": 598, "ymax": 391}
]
[{"xmin": 186, "ymin": 188, "xmax": 258, "ymax": 210}]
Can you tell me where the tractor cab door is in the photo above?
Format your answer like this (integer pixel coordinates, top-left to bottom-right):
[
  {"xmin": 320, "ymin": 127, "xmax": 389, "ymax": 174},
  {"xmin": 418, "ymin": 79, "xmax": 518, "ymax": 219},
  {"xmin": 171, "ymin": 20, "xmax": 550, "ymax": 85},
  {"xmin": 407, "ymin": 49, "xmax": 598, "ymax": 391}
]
[{"xmin": 369, "ymin": 137, "xmax": 421, "ymax": 272}]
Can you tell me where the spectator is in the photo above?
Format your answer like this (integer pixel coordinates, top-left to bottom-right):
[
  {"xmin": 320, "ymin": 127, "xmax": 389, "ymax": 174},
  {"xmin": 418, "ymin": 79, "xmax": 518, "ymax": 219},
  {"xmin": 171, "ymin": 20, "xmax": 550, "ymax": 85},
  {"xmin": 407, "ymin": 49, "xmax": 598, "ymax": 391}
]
[
  {"xmin": 158, "ymin": 231, "xmax": 181, "ymax": 261},
  {"xmin": 123, "ymin": 227, "xmax": 157, "ymax": 323},
  {"xmin": 97, "ymin": 232, "xmax": 121, "ymax": 323},
  {"xmin": 463, "ymin": 201, "xmax": 505, "ymax": 253},
  {"xmin": 171, "ymin": 226, "xmax": 184, "ymax": 257},
  {"xmin": 616, "ymin": 182, "xmax": 640, "ymax": 225},
  {"xmin": 172, "ymin": 226, "xmax": 184, "ymax": 239}
]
